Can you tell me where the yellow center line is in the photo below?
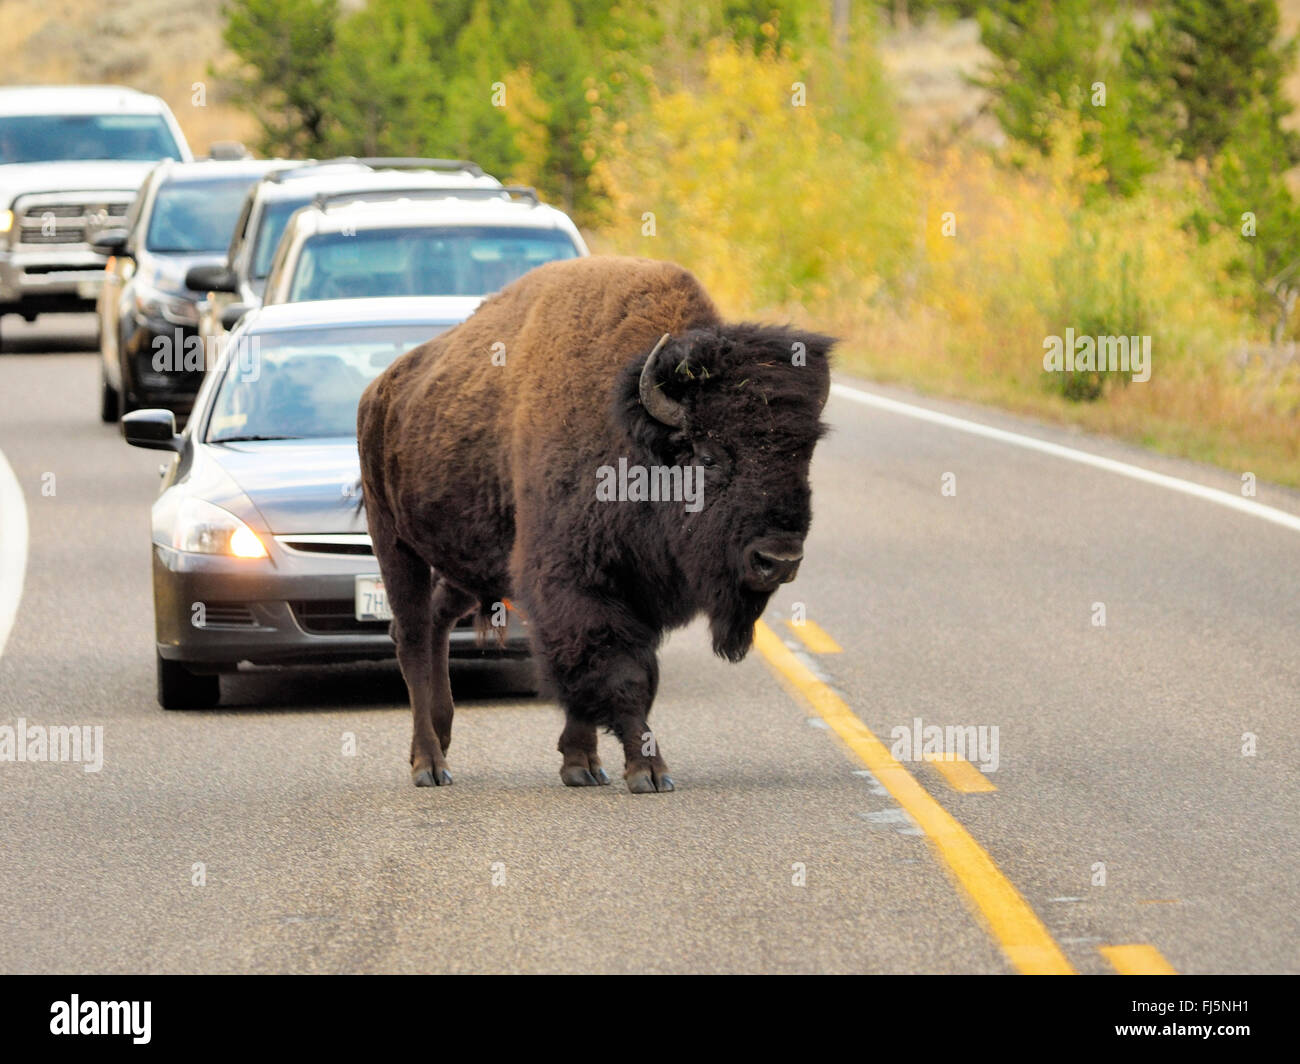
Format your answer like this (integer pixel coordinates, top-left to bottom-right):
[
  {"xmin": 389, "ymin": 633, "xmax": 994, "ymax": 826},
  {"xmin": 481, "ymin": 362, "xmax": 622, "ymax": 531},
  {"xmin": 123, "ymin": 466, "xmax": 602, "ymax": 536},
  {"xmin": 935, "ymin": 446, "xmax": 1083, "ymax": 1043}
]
[
  {"xmin": 1100, "ymin": 944, "xmax": 1179, "ymax": 975},
  {"xmin": 926, "ymin": 753, "xmax": 999, "ymax": 794},
  {"xmin": 784, "ymin": 618, "xmax": 843, "ymax": 654},
  {"xmin": 753, "ymin": 619, "xmax": 1074, "ymax": 975}
]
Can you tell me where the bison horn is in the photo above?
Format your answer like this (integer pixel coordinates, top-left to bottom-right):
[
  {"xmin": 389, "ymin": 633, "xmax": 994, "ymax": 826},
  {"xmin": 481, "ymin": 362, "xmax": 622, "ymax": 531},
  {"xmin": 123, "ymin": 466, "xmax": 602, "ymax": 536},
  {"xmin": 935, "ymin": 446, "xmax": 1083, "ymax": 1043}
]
[{"xmin": 638, "ymin": 333, "xmax": 686, "ymax": 428}]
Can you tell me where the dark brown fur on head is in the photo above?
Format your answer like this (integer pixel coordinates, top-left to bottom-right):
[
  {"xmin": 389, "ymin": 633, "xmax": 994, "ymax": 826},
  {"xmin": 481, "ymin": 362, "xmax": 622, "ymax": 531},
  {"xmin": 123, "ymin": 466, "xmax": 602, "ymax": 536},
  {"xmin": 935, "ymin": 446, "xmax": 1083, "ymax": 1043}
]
[{"xmin": 615, "ymin": 322, "xmax": 835, "ymax": 660}]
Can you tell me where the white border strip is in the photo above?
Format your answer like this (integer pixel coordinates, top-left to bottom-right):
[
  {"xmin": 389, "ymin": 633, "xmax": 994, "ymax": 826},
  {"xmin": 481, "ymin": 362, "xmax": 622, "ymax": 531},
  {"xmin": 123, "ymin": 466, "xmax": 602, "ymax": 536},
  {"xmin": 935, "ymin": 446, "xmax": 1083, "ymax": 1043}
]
[
  {"xmin": 830, "ymin": 382, "xmax": 1300, "ymax": 536},
  {"xmin": 0, "ymin": 444, "xmax": 29, "ymax": 658}
]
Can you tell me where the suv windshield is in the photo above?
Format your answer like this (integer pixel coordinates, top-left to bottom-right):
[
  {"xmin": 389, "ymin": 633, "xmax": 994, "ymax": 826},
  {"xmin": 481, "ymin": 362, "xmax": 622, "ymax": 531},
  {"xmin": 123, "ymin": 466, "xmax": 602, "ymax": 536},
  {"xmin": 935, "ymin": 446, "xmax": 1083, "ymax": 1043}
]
[
  {"xmin": 288, "ymin": 226, "xmax": 580, "ymax": 300},
  {"xmin": 147, "ymin": 176, "xmax": 259, "ymax": 254},
  {"xmin": 207, "ymin": 323, "xmax": 452, "ymax": 442},
  {"xmin": 0, "ymin": 114, "xmax": 181, "ymax": 164}
]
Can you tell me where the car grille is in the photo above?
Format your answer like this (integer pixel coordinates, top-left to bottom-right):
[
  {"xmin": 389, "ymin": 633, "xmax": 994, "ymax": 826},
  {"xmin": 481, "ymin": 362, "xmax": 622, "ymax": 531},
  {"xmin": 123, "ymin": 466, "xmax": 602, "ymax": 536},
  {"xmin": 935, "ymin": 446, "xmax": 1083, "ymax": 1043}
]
[
  {"xmin": 290, "ymin": 600, "xmax": 478, "ymax": 636},
  {"xmin": 275, "ymin": 534, "xmax": 374, "ymax": 556},
  {"xmin": 13, "ymin": 196, "xmax": 130, "ymax": 248},
  {"xmin": 291, "ymin": 600, "xmax": 390, "ymax": 636}
]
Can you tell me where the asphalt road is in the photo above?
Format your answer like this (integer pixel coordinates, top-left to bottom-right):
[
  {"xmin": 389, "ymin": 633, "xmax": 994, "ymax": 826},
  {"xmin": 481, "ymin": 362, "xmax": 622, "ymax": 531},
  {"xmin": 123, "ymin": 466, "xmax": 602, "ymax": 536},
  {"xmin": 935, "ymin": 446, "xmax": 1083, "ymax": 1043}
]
[{"xmin": 0, "ymin": 315, "xmax": 1296, "ymax": 974}]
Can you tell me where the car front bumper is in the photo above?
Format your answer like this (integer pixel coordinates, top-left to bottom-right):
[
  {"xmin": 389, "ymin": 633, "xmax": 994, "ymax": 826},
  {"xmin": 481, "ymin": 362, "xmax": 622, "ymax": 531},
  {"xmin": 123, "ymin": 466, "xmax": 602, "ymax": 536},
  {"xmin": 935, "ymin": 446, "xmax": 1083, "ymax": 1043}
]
[
  {"xmin": 122, "ymin": 314, "xmax": 206, "ymax": 410},
  {"xmin": 153, "ymin": 543, "xmax": 530, "ymax": 670},
  {"xmin": 0, "ymin": 248, "xmax": 108, "ymax": 313}
]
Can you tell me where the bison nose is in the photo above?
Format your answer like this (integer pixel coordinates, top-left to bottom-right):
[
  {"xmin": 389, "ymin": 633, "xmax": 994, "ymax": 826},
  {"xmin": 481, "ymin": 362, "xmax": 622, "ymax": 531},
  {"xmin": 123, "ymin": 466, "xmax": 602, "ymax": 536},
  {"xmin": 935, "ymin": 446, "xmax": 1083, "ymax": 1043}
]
[{"xmin": 743, "ymin": 542, "xmax": 804, "ymax": 591}]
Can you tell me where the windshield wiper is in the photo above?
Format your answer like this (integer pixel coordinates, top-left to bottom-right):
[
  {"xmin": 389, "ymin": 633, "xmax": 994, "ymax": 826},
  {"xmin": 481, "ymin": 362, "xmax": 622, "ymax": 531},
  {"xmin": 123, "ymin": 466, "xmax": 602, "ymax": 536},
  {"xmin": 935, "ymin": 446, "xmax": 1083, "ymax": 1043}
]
[{"xmin": 212, "ymin": 434, "xmax": 306, "ymax": 443}]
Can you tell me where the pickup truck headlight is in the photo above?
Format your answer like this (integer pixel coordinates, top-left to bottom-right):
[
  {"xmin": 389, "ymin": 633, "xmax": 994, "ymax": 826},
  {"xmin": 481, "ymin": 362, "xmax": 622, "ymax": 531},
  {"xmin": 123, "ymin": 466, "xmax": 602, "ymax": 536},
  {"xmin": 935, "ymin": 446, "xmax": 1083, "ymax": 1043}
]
[
  {"xmin": 173, "ymin": 498, "xmax": 267, "ymax": 558},
  {"xmin": 135, "ymin": 282, "xmax": 201, "ymax": 326},
  {"xmin": 0, "ymin": 210, "xmax": 12, "ymax": 234}
]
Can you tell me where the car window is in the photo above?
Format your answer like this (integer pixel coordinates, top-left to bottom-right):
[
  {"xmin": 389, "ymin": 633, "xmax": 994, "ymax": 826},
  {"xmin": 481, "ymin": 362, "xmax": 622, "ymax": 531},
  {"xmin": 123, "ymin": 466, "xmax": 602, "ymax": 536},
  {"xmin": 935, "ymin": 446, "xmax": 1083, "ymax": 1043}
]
[
  {"xmin": 287, "ymin": 225, "xmax": 580, "ymax": 301},
  {"xmin": 145, "ymin": 176, "xmax": 260, "ymax": 254},
  {"xmin": 207, "ymin": 323, "xmax": 452, "ymax": 442},
  {"xmin": 0, "ymin": 114, "xmax": 181, "ymax": 163},
  {"xmin": 251, "ymin": 196, "xmax": 312, "ymax": 280}
]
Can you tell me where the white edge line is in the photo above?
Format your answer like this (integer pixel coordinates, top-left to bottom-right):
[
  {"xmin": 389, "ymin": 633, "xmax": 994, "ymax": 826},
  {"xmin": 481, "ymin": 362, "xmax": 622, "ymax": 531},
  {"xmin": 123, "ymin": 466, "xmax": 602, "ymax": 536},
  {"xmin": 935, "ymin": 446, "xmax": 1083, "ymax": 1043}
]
[
  {"xmin": 0, "ymin": 444, "xmax": 29, "ymax": 659},
  {"xmin": 830, "ymin": 382, "xmax": 1300, "ymax": 536}
]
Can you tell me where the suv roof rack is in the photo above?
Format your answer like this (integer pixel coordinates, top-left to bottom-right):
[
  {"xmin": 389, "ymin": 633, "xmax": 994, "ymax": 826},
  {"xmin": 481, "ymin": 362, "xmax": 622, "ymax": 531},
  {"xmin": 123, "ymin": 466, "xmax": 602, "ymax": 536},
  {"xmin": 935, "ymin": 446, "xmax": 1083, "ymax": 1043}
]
[
  {"xmin": 266, "ymin": 157, "xmax": 486, "ymax": 183},
  {"xmin": 265, "ymin": 158, "xmax": 373, "ymax": 183},
  {"xmin": 310, "ymin": 185, "xmax": 540, "ymax": 210},
  {"xmin": 355, "ymin": 157, "xmax": 486, "ymax": 176}
]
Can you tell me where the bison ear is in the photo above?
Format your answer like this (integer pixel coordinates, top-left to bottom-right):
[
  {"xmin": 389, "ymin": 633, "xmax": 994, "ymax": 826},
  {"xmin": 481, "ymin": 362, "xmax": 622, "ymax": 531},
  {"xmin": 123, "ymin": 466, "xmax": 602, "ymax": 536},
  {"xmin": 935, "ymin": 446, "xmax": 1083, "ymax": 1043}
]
[{"xmin": 785, "ymin": 328, "xmax": 836, "ymax": 410}]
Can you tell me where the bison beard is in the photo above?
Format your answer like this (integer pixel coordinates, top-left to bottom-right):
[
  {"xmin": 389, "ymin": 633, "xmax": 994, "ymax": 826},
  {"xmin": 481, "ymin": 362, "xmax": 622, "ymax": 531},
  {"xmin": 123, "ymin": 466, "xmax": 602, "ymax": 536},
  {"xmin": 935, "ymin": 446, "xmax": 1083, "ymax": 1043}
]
[{"xmin": 357, "ymin": 256, "xmax": 834, "ymax": 793}]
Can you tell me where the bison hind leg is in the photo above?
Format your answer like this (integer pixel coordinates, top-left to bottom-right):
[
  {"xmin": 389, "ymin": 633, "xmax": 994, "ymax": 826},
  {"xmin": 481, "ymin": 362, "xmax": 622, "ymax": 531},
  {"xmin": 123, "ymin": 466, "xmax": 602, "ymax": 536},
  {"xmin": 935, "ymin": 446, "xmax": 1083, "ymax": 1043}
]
[{"xmin": 374, "ymin": 530, "xmax": 474, "ymax": 787}]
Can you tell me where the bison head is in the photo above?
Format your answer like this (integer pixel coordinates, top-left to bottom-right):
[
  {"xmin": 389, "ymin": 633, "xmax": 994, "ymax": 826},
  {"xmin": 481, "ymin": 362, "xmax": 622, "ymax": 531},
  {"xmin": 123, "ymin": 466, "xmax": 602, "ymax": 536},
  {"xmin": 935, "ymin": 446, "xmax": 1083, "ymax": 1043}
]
[{"xmin": 616, "ymin": 322, "xmax": 835, "ymax": 661}]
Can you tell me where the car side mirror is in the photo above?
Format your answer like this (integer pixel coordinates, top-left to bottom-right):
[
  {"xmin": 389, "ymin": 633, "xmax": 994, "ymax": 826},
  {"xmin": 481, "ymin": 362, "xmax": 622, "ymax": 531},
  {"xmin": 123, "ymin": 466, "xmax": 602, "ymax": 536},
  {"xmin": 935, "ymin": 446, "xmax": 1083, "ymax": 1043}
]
[
  {"xmin": 122, "ymin": 409, "xmax": 183, "ymax": 452},
  {"xmin": 220, "ymin": 303, "xmax": 252, "ymax": 331},
  {"xmin": 185, "ymin": 264, "xmax": 239, "ymax": 294},
  {"xmin": 91, "ymin": 229, "xmax": 129, "ymax": 256}
]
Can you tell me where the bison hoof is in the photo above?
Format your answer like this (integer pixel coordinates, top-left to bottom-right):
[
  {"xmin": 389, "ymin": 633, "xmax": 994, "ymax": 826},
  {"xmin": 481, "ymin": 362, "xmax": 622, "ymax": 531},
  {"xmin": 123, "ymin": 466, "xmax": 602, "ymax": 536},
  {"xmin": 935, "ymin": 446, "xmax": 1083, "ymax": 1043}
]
[
  {"xmin": 625, "ymin": 768, "xmax": 675, "ymax": 794},
  {"xmin": 560, "ymin": 764, "xmax": 610, "ymax": 787},
  {"xmin": 413, "ymin": 767, "xmax": 453, "ymax": 787},
  {"xmin": 559, "ymin": 759, "xmax": 608, "ymax": 785}
]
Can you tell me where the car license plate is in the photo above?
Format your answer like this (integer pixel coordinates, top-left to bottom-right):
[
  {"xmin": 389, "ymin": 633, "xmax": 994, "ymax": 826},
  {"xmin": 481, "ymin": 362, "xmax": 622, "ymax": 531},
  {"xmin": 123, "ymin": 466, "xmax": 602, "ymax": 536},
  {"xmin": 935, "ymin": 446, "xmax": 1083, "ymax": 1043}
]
[{"xmin": 355, "ymin": 575, "xmax": 392, "ymax": 622}]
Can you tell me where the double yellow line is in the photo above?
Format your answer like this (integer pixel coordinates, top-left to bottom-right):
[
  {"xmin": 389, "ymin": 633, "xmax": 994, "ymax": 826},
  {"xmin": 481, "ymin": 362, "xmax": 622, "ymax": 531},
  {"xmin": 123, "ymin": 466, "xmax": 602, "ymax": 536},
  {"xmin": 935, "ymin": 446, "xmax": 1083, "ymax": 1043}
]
[{"xmin": 753, "ymin": 619, "xmax": 1075, "ymax": 975}]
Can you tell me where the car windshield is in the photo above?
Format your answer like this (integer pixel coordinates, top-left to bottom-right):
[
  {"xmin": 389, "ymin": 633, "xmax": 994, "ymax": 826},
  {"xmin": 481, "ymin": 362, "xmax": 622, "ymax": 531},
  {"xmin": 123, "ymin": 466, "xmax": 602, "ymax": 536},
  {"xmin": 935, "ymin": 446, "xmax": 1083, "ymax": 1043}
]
[
  {"xmin": 146, "ymin": 176, "xmax": 262, "ymax": 253},
  {"xmin": 250, "ymin": 196, "xmax": 312, "ymax": 280},
  {"xmin": 287, "ymin": 225, "xmax": 580, "ymax": 301},
  {"xmin": 0, "ymin": 114, "xmax": 181, "ymax": 163},
  {"xmin": 206, "ymin": 323, "xmax": 451, "ymax": 442}
]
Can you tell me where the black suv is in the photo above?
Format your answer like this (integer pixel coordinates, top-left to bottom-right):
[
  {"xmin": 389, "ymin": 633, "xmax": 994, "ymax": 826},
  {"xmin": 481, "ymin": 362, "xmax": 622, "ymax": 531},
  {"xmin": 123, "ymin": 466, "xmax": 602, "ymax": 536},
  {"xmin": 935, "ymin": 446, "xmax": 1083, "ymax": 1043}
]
[{"xmin": 96, "ymin": 158, "xmax": 282, "ymax": 421}]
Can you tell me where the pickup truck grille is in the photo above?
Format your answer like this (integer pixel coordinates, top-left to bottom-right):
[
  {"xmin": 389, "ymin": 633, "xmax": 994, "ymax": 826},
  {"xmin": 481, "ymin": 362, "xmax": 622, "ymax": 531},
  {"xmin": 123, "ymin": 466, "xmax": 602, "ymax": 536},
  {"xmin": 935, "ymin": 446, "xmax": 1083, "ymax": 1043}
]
[{"xmin": 12, "ymin": 195, "xmax": 130, "ymax": 249}]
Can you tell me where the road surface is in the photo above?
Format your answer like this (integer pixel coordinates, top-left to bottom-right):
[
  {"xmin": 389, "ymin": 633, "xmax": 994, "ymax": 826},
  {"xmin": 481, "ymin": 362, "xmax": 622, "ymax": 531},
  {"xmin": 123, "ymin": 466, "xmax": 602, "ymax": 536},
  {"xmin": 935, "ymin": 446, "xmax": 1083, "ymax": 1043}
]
[{"xmin": 0, "ymin": 315, "xmax": 1296, "ymax": 973}]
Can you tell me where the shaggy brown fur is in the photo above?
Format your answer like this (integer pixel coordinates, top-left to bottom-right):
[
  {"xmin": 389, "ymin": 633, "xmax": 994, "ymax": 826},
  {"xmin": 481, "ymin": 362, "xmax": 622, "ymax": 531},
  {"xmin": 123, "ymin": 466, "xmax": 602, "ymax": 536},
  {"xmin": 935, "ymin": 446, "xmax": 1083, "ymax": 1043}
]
[{"xmin": 357, "ymin": 256, "xmax": 834, "ymax": 792}]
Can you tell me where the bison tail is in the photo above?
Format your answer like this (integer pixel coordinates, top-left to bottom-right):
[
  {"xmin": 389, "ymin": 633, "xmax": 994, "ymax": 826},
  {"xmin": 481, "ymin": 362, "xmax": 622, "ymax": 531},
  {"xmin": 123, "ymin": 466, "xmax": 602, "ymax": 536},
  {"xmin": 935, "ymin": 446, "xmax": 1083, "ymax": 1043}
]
[{"xmin": 473, "ymin": 600, "xmax": 509, "ymax": 649}]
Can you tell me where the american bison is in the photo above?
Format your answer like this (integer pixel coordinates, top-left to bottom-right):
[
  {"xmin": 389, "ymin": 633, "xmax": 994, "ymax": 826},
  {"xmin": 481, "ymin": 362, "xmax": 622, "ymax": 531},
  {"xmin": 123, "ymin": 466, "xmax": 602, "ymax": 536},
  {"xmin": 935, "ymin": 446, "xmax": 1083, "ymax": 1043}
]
[{"xmin": 357, "ymin": 256, "xmax": 833, "ymax": 792}]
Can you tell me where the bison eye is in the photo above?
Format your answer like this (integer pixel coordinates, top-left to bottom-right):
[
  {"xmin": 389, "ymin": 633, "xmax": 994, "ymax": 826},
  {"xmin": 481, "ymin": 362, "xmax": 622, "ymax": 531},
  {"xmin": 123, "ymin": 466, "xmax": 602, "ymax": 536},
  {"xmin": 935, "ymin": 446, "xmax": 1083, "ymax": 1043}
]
[{"xmin": 691, "ymin": 442, "xmax": 730, "ymax": 475}]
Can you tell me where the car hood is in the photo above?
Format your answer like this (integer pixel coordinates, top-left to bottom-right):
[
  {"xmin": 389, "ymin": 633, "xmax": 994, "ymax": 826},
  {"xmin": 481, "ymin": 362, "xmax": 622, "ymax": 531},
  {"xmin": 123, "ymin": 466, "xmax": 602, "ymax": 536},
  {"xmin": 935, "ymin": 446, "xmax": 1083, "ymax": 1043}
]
[
  {"xmin": 0, "ymin": 160, "xmax": 155, "ymax": 205},
  {"xmin": 209, "ymin": 438, "xmax": 366, "ymax": 535}
]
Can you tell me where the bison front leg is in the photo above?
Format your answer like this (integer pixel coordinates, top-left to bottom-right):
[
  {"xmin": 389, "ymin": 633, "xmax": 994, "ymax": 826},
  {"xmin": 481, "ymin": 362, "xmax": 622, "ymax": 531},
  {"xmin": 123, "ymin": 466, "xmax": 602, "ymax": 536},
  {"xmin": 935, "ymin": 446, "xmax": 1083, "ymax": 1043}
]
[
  {"xmin": 557, "ymin": 716, "xmax": 610, "ymax": 787},
  {"xmin": 548, "ymin": 641, "xmax": 673, "ymax": 794},
  {"xmin": 614, "ymin": 707, "xmax": 674, "ymax": 794}
]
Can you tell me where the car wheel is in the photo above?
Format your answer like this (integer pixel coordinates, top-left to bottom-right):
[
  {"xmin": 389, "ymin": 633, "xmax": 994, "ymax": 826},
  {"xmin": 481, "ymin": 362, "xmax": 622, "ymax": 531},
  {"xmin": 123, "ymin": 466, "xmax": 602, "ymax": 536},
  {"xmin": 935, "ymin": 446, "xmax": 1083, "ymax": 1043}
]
[
  {"xmin": 100, "ymin": 366, "xmax": 120, "ymax": 423},
  {"xmin": 156, "ymin": 652, "xmax": 221, "ymax": 710}
]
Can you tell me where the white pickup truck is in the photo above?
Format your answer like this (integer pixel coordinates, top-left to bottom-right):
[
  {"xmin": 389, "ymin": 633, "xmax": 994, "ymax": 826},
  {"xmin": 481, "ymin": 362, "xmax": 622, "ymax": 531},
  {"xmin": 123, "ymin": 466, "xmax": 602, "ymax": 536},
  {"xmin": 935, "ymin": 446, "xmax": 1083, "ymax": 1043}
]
[{"xmin": 0, "ymin": 85, "xmax": 192, "ymax": 349}]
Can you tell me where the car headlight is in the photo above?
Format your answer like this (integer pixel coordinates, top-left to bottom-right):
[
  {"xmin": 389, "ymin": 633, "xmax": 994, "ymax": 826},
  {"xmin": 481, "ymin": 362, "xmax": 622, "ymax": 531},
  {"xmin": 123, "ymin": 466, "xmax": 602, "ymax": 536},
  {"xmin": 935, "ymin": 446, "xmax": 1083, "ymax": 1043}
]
[
  {"xmin": 135, "ymin": 282, "xmax": 201, "ymax": 326},
  {"xmin": 0, "ymin": 209, "xmax": 12, "ymax": 234},
  {"xmin": 173, "ymin": 498, "xmax": 267, "ymax": 558}
]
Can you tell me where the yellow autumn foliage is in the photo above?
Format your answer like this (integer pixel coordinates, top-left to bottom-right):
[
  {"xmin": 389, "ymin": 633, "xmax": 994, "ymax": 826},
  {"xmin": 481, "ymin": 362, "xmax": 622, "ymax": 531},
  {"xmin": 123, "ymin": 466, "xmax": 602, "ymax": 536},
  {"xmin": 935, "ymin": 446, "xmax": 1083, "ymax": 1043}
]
[{"xmin": 593, "ymin": 42, "xmax": 1300, "ymax": 484}]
